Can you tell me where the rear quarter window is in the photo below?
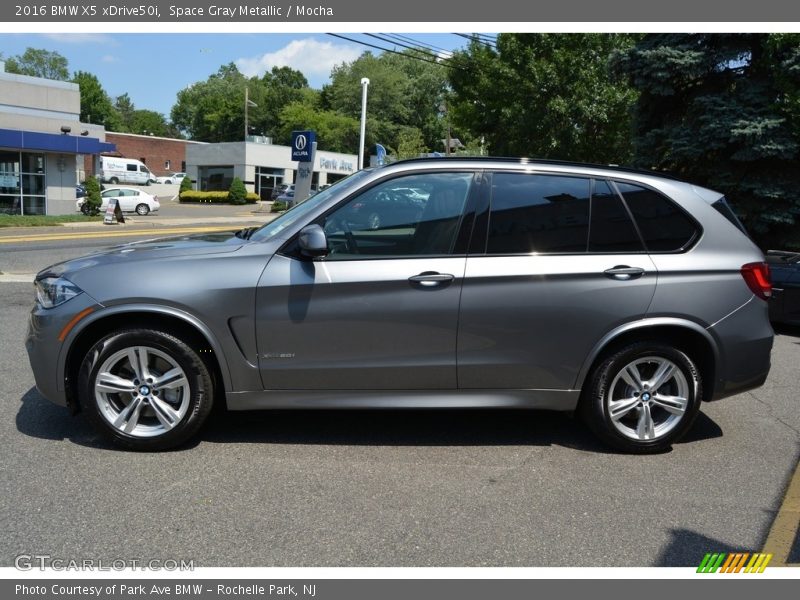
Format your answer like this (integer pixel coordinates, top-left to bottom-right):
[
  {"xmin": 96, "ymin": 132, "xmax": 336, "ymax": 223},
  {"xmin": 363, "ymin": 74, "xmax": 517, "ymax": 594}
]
[{"xmin": 614, "ymin": 182, "xmax": 700, "ymax": 252}]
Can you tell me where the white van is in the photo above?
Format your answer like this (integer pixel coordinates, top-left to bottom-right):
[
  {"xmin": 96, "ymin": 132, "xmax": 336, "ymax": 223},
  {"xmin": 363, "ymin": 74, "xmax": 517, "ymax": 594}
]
[{"xmin": 100, "ymin": 157, "xmax": 156, "ymax": 186}]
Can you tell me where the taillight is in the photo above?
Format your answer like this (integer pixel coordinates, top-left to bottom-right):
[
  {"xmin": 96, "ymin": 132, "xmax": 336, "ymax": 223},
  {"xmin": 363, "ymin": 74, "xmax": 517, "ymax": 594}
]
[{"xmin": 740, "ymin": 262, "xmax": 772, "ymax": 300}]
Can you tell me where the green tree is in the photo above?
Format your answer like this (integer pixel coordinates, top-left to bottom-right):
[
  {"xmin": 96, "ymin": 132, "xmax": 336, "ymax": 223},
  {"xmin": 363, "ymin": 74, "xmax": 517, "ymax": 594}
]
[
  {"xmin": 395, "ymin": 127, "xmax": 428, "ymax": 159},
  {"xmin": 72, "ymin": 71, "xmax": 121, "ymax": 130},
  {"xmin": 278, "ymin": 100, "xmax": 361, "ymax": 154},
  {"xmin": 447, "ymin": 33, "xmax": 639, "ymax": 163},
  {"xmin": 323, "ymin": 49, "xmax": 449, "ymax": 152},
  {"xmin": 83, "ymin": 175, "xmax": 102, "ymax": 216},
  {"xmin": 114, "ymin": 93, "xmax": 136, "ymax": 128},
  {"xmin": 249, "ymin": 66, "xmax": 313, "ymax": 143},
  {"xmin": 228, "ymin": 176, "xmax": 247, "ymax": 205},
  {"xmin": 614, "ymin": 33, "xmax": 800, "ymax": 246},
  {"xmin": 171, "ymin": 63, "xmax": 248, "ymax": 142},
  {"xmin": 4, "ymin": 47, "xmax": 69, "ymax": 80},
  {"xmin": 114, "ymin": 93, "xmax": 178, "ymax": 137},
  {"xmin": 179, "ymin": 172, "xmax": 194, "ymax": 194}
]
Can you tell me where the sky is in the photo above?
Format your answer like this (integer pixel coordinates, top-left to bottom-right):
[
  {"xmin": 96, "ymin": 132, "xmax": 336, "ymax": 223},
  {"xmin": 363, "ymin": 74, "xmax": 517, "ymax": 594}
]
[{"xmin": 0, "ymin": 33, "xmax": 470, "ymax": 119}]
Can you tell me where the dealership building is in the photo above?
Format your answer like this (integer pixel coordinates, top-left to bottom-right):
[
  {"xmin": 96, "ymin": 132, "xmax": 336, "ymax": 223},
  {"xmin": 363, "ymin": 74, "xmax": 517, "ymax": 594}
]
[
  {"xmin": 186, "ymin": 139, "xmax": 358, "ymax": 199},
  {"xmin": 0, "ymin": 61, "xmax": 114, "ymax": 215}
]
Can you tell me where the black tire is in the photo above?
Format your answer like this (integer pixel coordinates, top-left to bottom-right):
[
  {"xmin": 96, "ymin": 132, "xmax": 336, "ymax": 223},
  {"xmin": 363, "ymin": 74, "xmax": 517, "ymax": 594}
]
[
  {"xmin": 579, "ymin": 342, "xmax": 702, "ymax": 454},
  {"xmin": 135, "ymin": 203, "xmax": 150, "ymax": 216},
  {"xmin": 145, "ymin": 179, "xmax": 151, "ymax": 186},
  {"xmin": 80, "ymin": 203, "xmax": 90, "ymax": 215},
  {"xmin": 77, "ymin": 329, "xmax": 214, "ymax": 451},
  {"xmin": 109, "ymin": 177, "xmax": 119, "ymax": 185}
]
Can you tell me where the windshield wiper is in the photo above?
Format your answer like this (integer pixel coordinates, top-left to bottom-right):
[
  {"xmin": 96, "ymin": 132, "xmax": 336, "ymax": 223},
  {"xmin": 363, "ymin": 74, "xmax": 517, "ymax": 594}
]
[{"xmin": 235, "ymin": 226, "xmax": 259, "ymax": 240}]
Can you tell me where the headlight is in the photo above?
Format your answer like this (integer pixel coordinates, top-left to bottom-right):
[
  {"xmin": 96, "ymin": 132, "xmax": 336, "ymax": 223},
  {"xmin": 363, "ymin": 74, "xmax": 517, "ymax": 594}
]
[{"xmin": 35, "ymin": 277, "xmax": 83, "ymax": 309}]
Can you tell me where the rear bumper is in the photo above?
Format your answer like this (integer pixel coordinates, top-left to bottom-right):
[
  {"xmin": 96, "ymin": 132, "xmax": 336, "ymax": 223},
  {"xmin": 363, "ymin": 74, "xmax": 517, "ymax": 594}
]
[{"xmin": 707, "ymin": 296, "xmax": 773, "ymax": 400}]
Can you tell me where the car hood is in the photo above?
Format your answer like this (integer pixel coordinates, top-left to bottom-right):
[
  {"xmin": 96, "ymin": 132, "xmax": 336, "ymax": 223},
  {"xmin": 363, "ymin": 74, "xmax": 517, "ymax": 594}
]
[{"xmin": 39, "ymin": 230, "xmax": 248, "ymax": 279}]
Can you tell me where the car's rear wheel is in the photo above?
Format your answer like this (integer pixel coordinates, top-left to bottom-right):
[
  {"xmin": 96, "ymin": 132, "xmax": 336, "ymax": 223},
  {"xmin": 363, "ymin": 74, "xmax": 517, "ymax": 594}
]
[
  {"xmin": 109, "ymin": 177, "xmax": 119, "ymax": 184},
  {"xmin": 580, "ymin": 342, "xmax": 702, "ymax": 453},
  {"xmin": 135, "ymin": 203, "xmax": 150, "ymax": 215},
  {"xmin": 78, "ymin": 329, "xmax": 214, "ymax": 451},
  {"xmin": 80, "ymin": 203, "xmax": 90, "ymax": 215}
]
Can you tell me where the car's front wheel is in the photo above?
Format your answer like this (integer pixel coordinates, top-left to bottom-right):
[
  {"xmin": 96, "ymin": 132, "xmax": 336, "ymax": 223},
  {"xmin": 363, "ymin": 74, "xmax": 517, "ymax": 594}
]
[
  {"xmin": 580, "ymin": 342, "xmax": 702, "ymax": 453},
  {"xmin": 135, "ymin": 203, "xmax": 150, "ymax": 215},
  {"xmin": 78, "ymin": 329, "xmax": 214, "ymax": 451}
]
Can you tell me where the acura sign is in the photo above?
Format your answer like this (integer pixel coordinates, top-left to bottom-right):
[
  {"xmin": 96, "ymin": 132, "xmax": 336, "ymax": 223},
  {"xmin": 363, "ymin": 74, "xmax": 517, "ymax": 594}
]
[{"xmin": 291, "ymin": 130, "xmax": 315, "ymax": 162}]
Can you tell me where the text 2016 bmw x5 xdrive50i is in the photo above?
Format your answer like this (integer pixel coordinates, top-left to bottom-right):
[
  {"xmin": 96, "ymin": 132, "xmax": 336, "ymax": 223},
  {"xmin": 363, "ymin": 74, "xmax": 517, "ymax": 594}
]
[{"xmin": 26, "ymin": 158, "xmax": 773, "ymax": 452}]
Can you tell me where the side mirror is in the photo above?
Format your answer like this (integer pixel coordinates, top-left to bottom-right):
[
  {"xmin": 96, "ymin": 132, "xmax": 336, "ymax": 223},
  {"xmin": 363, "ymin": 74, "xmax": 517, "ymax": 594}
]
[{"xmin": 298, "ymin": 224, "xmax": 328, "ymax": 258}]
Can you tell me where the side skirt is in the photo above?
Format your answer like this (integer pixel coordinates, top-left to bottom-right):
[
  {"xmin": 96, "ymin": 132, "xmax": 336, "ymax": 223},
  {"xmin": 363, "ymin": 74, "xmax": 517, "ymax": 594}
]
[{"xmin": 226, "ymin": 389, "xmax": 580, "ymax": 411}]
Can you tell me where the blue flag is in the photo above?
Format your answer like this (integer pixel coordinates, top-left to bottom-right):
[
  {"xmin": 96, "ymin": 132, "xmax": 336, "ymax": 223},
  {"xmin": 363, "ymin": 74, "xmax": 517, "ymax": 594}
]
[{"xmin": 376, "ymin": 144, "xmax": 386, "ymax": 166}]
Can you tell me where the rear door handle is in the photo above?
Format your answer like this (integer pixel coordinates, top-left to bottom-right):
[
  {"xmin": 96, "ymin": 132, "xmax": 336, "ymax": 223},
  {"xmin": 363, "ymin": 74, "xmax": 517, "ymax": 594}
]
[
  {"xmin": 409, "ymin": 272, "xmax": 455, "ymax": 287},
  {"xmin": 604, "ymin": 265, "xmax": 645, "ymax": 280}
]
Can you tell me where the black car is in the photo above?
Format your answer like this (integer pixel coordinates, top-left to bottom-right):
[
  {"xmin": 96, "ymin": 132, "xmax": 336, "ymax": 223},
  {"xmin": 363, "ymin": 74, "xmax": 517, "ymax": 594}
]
[{"xmin": 767, "ymin": 250, "xmax": 800, "ymax": 325}]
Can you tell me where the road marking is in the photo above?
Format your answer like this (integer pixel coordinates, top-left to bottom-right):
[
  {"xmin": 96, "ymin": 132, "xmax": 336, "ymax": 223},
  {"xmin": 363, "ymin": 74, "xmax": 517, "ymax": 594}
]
[
  {"xmin": 0, "ymin": 226, "xmax": 238, "ymax": 244},
  {"xmin": 762, "ymin": 456, "xmax": 800, "ymax": 566}
]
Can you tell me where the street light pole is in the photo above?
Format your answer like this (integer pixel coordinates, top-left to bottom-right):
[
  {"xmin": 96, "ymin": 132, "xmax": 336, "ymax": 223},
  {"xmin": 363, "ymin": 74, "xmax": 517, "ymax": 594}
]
[
  {"xmin": 358, "ymin": 77, "xmax": 370, "ymax": 170},
  {"xmin": 244, "ymin": 87, "xmax": 257, "ymax": 141}
]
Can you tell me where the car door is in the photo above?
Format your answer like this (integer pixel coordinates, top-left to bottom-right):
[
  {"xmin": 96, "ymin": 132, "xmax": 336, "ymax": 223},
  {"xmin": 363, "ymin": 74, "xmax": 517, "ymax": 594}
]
[
  {"xmin": 255, "ymin": 171, "xmax": 478, "ymax": 390},
  {"xmin": 458, "ymin": 172, "xmax": 658, "ymax": 391},
  {"xmin": 115, "ymin": 189, "xmax": 137, "ymax": 211}
]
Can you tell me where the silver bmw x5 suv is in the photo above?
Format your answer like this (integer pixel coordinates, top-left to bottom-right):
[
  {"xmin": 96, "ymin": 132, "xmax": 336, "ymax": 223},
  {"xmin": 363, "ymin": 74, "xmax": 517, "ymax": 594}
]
[{"xmin": 26, "ymin": 158, "xmax": 773, "ymax": 452}]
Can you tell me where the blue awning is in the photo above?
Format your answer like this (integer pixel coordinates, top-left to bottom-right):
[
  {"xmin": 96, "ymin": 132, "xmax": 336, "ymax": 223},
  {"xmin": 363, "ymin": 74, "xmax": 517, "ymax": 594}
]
[{"xmin": 0, "ymin": 128, "xmax": 116, "ymax": 154}]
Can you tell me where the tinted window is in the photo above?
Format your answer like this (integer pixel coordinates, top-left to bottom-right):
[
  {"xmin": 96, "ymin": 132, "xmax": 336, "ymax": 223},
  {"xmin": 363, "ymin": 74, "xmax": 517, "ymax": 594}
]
[
  {"xmin": 488, "ymin": 173, "xmax": 590, "ymax": 254},
  {"xmin": 712, "ymin": 197, "xmax": 749, "ymax": 236},
  {"xmin": 126, "ymin": 164, "xmax": 137, "ymax": 172},
  {"xmin": 615, "ymin": 182, "xmax": 699, "ymax": 252},
  {"xmin": 322, "ymin": 172, "xmax": 473, "ymax": 259},
  {"xmin": 588, "ymin": 180, "xmax": 644, "ymax": 253}
]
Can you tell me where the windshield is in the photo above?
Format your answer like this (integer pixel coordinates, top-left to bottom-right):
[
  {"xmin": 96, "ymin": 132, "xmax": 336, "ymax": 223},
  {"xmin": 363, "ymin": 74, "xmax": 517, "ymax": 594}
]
[{"xmin": 249, "ymin": 170, "xmax": 372, "ymax": 242}]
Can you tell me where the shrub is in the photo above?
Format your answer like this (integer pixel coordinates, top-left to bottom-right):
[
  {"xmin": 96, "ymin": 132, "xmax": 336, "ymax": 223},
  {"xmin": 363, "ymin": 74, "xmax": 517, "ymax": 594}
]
[
  {"xmin": 228, "ymin": 177, "xmax": 247, "ymax": 205},
  {"xmin": 179, "ymin": 174, "xmax": 193, "ymax": 194},
  {"xmin": 179, "ymin": 191, "xmax": 259, "ymax": 204},
  {"xmin": 271, "ymin": 200, "xmax": 288, "ymax": 212},
  {"xmin": 83, "ymin": 175, "xmax": 102, "ymax": 216}
]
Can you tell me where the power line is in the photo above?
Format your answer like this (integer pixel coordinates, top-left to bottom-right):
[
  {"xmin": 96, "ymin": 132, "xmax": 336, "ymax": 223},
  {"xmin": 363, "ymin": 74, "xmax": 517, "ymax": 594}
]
[
  {"xmin": 326, "ymin": 33, "xmax": 468, "ymax": 72},
  {"xmin": 380, "ymin": 33, "xmax": 455, "ymax": 57},
  {"xmin": 454, "ymin": 33, "xmax": 498, "ymax": 50},
  {"xmin": 363, "ymin": 33, "xmax": 448, "ymax": 63}
]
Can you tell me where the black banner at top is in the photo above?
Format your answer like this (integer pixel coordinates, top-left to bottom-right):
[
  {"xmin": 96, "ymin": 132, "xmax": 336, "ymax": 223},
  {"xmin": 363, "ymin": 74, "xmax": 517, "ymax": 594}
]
[{"xmin": 3, "ymin": 0, "xmax": 800, "ymax": 22}]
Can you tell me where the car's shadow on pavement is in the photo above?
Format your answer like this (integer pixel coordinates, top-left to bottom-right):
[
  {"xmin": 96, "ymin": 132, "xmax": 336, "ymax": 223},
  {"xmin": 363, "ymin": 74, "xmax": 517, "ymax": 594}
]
[
  {"xmin": 16, "ymin": 387, "xmax": 724, "ymax": 453},
  {"xmin": 16, "ymin": 387, "xmax": 111, "ymax": 449}
]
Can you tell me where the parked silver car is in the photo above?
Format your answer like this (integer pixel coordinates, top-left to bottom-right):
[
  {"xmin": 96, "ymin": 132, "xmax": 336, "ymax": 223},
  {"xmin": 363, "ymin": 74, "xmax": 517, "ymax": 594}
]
[{"xmin": 26, "ymin": 158, "xmax": 773, "ymax": 452}]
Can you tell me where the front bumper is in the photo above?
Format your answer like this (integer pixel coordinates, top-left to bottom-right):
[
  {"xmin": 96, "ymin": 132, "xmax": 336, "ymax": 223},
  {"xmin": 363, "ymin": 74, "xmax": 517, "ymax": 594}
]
[{"xmin": 25, "ymin": 292, "xmax": 101, "ymax": 409}]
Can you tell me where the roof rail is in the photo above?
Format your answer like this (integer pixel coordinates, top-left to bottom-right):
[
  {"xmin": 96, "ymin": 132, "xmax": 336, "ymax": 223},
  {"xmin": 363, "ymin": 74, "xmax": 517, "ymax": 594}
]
[{"xmin": 385, "ymin": 156, "xmax": 684, "ymax": 181}]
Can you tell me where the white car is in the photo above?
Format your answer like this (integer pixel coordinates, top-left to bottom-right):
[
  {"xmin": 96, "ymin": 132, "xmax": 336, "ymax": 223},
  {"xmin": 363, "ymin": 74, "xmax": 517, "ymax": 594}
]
[
  {"xmin": 155, "ymin": 172, "xmax": 186, "ymax": 184},
  {"xmin": 76, "ymin": 187, "xmax": 160, "ymax": 216}
]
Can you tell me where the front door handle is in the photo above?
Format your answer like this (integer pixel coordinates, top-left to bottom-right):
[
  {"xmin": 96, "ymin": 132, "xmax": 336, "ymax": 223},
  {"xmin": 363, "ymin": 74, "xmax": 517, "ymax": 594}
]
[
  {"xmin": 604, "ymin": 265, "xmax": 645, "ymax": 280},
  {"xmin": 409, "ymin": 272, "xmax": 455, "ymax": 287}
]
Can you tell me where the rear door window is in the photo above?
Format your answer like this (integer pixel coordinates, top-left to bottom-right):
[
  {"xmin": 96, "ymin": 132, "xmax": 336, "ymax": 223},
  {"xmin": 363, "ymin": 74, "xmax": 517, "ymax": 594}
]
[
  {"xmin": 487, "ymin": 173, "xmax": 590, "ymax": 254},
  {"xmin": 588, "ymin": 180, "xmax": 644, "ymax": 253}
]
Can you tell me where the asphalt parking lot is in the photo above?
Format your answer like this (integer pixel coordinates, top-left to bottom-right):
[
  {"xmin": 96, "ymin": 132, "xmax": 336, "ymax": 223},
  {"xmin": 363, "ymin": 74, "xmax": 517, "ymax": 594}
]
[{"xmin": 0, "ymin": 269, "xmax": 798, "ymax": 566}]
